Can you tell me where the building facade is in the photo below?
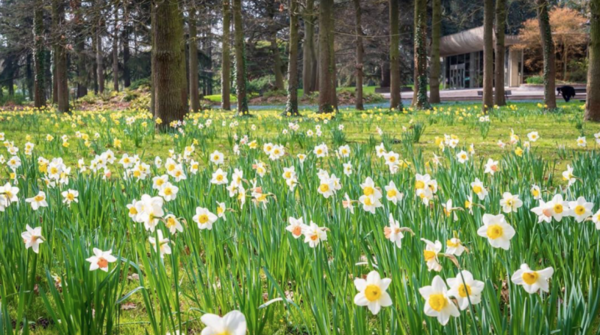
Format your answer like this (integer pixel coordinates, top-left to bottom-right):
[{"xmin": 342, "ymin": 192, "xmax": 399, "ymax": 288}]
[{"xmin": 439, "ymin": 27, "xmax": 524, "ymax": 89}]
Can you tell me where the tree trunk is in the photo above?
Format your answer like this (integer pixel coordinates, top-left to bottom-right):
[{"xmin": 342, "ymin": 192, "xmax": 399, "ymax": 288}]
[
  {"xmin": 536, "ymin": 0, "xmax": 556, "ymax": 109},
  {"xmin": 429, "ymin": 0, "xmax": 441, "ymax": 104},
  {"xmin": 122, "ymin": 0, "xmax": 131, "ymax": 88},
  {"xmin": 317, "ymin": 0, "xmax": 337, "ymax": 113},
  {"xmin": 33, "ymin": 0, "xmax": 46, "ymax": 108},
  {"xmin": 585, "ymin": 0, "xmax": 600, "ymax": 121},
  {"xmin": 285, "ymin": 0, "xmax": 300, "ymax": 116},
  {"xmin": 482, "ymin": 0, "xmax": 494, "ymax": 112},
  {"xmin": 269, "ymin": 15, "xmax": 285, "ymax": 92},
  {"xmin": 96, "ymin": 1, "xmax": 105, "ymax": 95},
  {"xmin": 389, "ymin": 0, "xmax": 402, "ymax": 110},
  {"xmin": 494, "ymin": 0, "xmax": 507, "ymax": 106},
  {"xmin": 221, "ymin": 0, "xmax": 231, "ymax": 110},
  {"xmin": 233, "ymin": 0, "xmax": 249, "ymax": 115},
  {"xmin": 26, "ymin": 54, "xmax": 34, "ymax": 101},
  {"xmin": 353, "ymin": 0, "xmax": 364, "ymax": 110},
  {"xmin": 53, "ymin": 0, "xmax": 69, "ymax": 113},
  {"xmin": 112, "ymin": 0, "xmax": 119, "ymax": 92},
  {"xmin": 302, "ymin": 0, "xmax": 317, "ymax": 96},
  {"xmin": 188, "ymin": 2, "xmax": 200, "ymax": 113},
  {"xmin": 414, "ymin": 0, "xmax": 430, "ymax": 109},
  {"xmin": 152, "ymin": 0, "xmax": 188, "ymax": 125}
]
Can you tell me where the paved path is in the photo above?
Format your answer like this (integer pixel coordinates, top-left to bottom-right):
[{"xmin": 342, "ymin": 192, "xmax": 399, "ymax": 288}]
[{"xmin": 381, "ymin": 87, "xmax": 587, "ymax": 102}]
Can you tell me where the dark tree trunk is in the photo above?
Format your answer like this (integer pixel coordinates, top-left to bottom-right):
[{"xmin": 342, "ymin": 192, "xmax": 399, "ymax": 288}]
[
  {"xmin": 353, "ymin": 0, "xmax": 364, "ymax": 110},
  {"xmin": 389, "ymin": 0, "xmax": 402, "ymax": 110},
  {"xmin": 414, "ymin": 0, "xmax": 430, "ymax": 109},
  {"xmin": 585, "ymin": 0, "xmax": 600, "ymax": 121},
  {"xmin": 317, "ymin": 0, "xmax": 337, "ymax": 113},
  {"xmin": 26, "ymin": 54, "xmax": 34, "ymax": 101},
  {"xmin": 74, "ymin": 0, "xmax": 88, "ymax": 98},
  {"xmin": 221, "ymin": 0, "xmax": 231, "ymax": 110},
  {"xmin": 188, "ymin": 2, "xmax": 200, "ymax": 113},
  {"xmin": 122, "ymin": 0, "xmax": 131, "ymax": 88},
  {"xmin": 152, "ymin": 0, "xmax": 188, "ymax": 125},
  {"xmin": 33, "ymin": 0, "xmax": 46, "ymax": 108},
  {"xmin": 96, "ymin": 1, "xmax": 105, "ymax": 94},
  {"xmin": 536, "ymin": 0, "xmax": 556, "ymax": 109},
  {"xmin": 268, "ymin": 4, "xmax": 284, "ymax": 92},
  {"xmin": 233, "ymin": 0, "xmax": 249, "ymax": 115},
  {"xmin": 53, "ymin": 0, "xmax": 69, "ymax": 113},
  {"xmin": 285, "ymin": 0, "xmax": 300, "ymax": 116},
  {"xmin": 494, "ymin": 0, "xmax": 507, "ymax": 106},
  {"xmin": 112, "ymin": 0, "xmax": 119, "ymax": 92},
  {"xmin": 302, "ymin": 0, "xmax": 317, "ymax": 96},
  {"xmin": 482, "ymin": 0, "xmax": 494, "ymax": 112},
  {"xmin": 429, "ymin": 0, "xmax": 441, "ymax": 104}
]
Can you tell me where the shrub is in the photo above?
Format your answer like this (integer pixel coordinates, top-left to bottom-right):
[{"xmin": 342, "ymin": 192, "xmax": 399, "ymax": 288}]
[{"xmin": 526, "ymin": 76, "xmax": 544, "ymax": 85}]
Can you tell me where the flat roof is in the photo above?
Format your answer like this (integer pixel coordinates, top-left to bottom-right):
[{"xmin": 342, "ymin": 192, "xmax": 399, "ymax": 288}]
[{"xmin": 440, "ymin": 26, "xmax": 520, "ymax": 57}]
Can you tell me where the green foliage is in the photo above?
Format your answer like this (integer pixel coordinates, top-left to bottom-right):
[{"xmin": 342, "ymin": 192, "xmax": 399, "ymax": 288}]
[{"xmin": 526, "ymin": 75, "xmax": 544, "ymax": 85}]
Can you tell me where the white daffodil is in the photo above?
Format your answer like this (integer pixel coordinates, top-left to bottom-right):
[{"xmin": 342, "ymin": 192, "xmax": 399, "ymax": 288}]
[
  {"xmin": 384, "ymin": 181, "xmax": 403, "ymax": 204},
  {"xmin": 419, "ymin": 275, "xmax": 460, "ymax": 325},
  {"xmin": 61, "ymin": 189, "xmax": 79, "ymax": 206},
  {"xmin": 422, "ymin": 239, "xmax": 443, "ymax": 272},
  {"xmin": 286, "ymin": 217, "xmax": 306, "ymax": 239},
  {"xmin": 200, "ymin": 310, "xmax": 247, "ymax": 335},
  {"xmin": 445, "ymin": 238, "xmax": 465, "ymax": 256},
  {"xmin": 511, "ymin": 263, "xmax": 554, "ymax": 294},
  {"xmin": 500, "ymin": 192, "xmax": 523, "ymax": 213},
  {"xmin": 22, "ymin": 225, "xmax": 44, "ymax": 253},
  {"xmin": 477, "ymin": 214, "xmax": 515, "ymax": 250},
  {"xmin": 384, "ymin": 214, "xmax": 412, "ymax": 248},
  {"xmin": 211, "ymin": 168, "xmax": 228, "ymax": 185},
  {"xmin": 568, "ymin": 196, "xmax": 594, "ymax": 223},
  {"xmin": 149, "ymin": 230, "xmax": 171, "ymax": 258},
  {"xmin": 303, "ymin": 221, "xmax": 327, "ymax": 247},
  {"xmin": 447, "ymin": 270, "xmax": 485, "ymax": 310},
  {"xmin": 353, "ymin": 271, "xmax": 393, "ymax": 315},
  {"xmin": 193, "ymin": 207, "xmax": 218, "ymax": 230},
  {"xmin": 159, "ymin": 182, "xmax": 179, "ymax": 202},
  {"xmin": 86, "ymin": 248, "xmax": 117, "ymax": 272},
  {"xmin": 164, "ymin": 214, "xmax": 184, "ymax": 234},
  {"xmin": 26, "ymin": 191, "xmax": 48, "ymax": 211},
  {"xmin": 484, "ymin": 158, "xmax": 499, "ymax": 175}
]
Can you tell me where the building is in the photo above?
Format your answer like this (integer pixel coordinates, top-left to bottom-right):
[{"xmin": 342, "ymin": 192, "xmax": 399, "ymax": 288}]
[{"xmin": 439, "ymin": 26, "xmax": 523, "ymax": 89}]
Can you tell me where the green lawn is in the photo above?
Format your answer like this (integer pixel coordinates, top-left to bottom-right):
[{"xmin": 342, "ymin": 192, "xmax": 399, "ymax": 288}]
[{"xmin": 1, "ymin": 102, "xmax": 600, "ymax": 334}]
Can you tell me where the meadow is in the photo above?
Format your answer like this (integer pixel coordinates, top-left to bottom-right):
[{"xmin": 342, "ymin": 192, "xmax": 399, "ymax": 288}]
[{"xmin": 1, "ymin": 101, "xmax": 600, "ymax": 334}]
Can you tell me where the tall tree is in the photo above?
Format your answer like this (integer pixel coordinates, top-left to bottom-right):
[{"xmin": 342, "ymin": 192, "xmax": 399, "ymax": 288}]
[
  {"xmin": 585, "ymin": 0, "xmax": 600, "ymax": 121},
  {"xmin": 112, "ymin": 0, "xmax": 120, "ymax": 92},
  {"xmin": 284, "ymin": 0, "xmax": 300, "ymax": 116},
  {"xmin": 268, "ymin": 4, "xmax": 284, "ymax": 91},
  {"xmin": 317, "ymin": 0, "xmax": 337, "ymax": 113},
  {"xmin": 73, "ymin": 0, "xmax": 88, "ymax": 98},
  {"xmin": 353, "ymin": 0, "xmax": 364, "ymax": 110},
  {"xmin": 482, "ymin": 0, "xmax": 494, "ymax": 112},
  {"xmin": 33, "ymin": 0, "xmax": 45, "ymax": 108},
  {"xmin": 389, "ymin": 0, "xmax": 402, "ymax": 110},
  {"xmin": 429, "ymin": 0, "xmax": 441, "ymax": 104},
  {"xmin": 536, "ymin": 0, "xmax": 556, "ymax": 109},
  {"xmin": 414, "ymin": 0, "xmax": 430, "ymax": 109},
  {"xmin": 52, "ymin": 0, "xmax": 69, "ymax": 113},
  {"xmin": 122, "ymin": 0, "xmax": 131, "ymax": 88},
  {"xmin": 152, "ymin": 0, "xmax": 188, "ymax": 125},
  {"xmin": 233, "ymin": 0, "xmax": 249, "ymax": 115},
  {"xmin": 96, "ymin": 0, "xmax": 105, "ymax": 94},
  {"xmin": 222, "ymin": 0, "xmax": 231, "ymax": 110},
  {"xmin": 188, "ymin": 1, "xmax": 200, "ymax": 113},
  {"xmin": 302, "ymin": 0, "xmax": 317, "ymax": 97},
  {"xmin": 494, "ymin": 0, "xmax": 507, "ymax": 106}
]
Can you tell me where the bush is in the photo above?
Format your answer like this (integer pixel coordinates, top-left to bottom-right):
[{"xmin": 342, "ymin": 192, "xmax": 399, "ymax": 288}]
[
  {"xmin": 262, "ymin": 89, "xmax": 287, "ymax": 99},
  {"xmin": 526, "ymin": 76, "xmax": 544, "ymax": 85},
  {"xmin": 0, "ymin": 93, "xmax": 25, "ymax": 106},
  {"xmin": 130, "ymin": 78, "xmax": 151, "ymax": 90}
]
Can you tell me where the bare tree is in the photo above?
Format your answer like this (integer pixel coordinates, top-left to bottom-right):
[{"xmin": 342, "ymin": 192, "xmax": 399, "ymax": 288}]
[
  {"xmin": 536, "ymin": 0, "xmax": 556, "ymax": 110},
  {"xmin": 585, "ymin": 0, "xmax": 600, "ymax": 121}
]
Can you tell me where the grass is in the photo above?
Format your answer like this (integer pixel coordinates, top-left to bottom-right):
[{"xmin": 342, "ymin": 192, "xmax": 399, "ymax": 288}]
[
  {"xmin": 0, "ymin": 101, "xmax": 600, "ymax": 334},
  {"xmin": 206, "ymin": 86, "xmax": 378, "ymax": 104}
]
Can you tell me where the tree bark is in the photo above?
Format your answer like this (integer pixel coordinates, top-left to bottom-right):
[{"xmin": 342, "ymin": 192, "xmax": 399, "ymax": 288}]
[
  {"xmin": 414, "ymin": 0, "xmax": 430, "ymax": 109},
  {"xmin": 536, "ymin": 0, "xmax": 556, "ymax": 109},
  {"xmin": 73, "ymin": 0, "xmax": 87, "ymax": 98},
  {"xmin": 33, "ymin": 0, "xmax": 46, "ymax": 108},
  {"xmin": 221, "ymin": 0, "xmax": 231, "ymax": 110},
  {"xmin": 585, "ymin": 0, "xmax": 600, "ymax": 121},
  {"xmin": 96, "ymin": 0, "xmax": 105, "ymax": 94},
  {"xmin": 122, "ymin": 0, "xmax": 131, "ymax": 88},
  {"xmin": 353, "ymin": 0, "xmax": 364, "ymax": 110},
  {"xmin": 429, "ymin": 0, "xmax": 441, "ymax": 104},
  {"xmin": 112, "ymin": 0, "xmax": 119, "ymax": 92},
  {"xmin": 494, "ymin": 0, "xmax": 507, "ymax": 106},
  {"xmin": 233, "ymin": 0, "xmax": 249, "ymax": 115},
  {"xmin": 152, "ymin": 0, "xmax": 188, "ymax": 125},
  {"xmin": 188, "ymin": 1, "xmax": 200, "ymax": 113},
  {"xmin": 389, "ymin": 0, "xmax": 402, "ymax": 110},
  {"xmin": 317, "ymin": 0, "xmax": 337, "ymax": 113},
  {"xmin": 285, "ymin": 0, "xmax": 300, "ymax": 116},
  {"xmin": 52, "ymin": 0, "xmax": 69, "ymax": 113},
  {"xmin": 482, "ymin": 0, "xmax": 494, "ymax": 112},
  {"xmin": 302, "ymin": 0, "xmax": 317, "ymax": 96}
]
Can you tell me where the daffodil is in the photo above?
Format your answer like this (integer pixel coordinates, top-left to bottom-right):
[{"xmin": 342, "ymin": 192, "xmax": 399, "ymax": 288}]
[
  {"xmin": 500, "ymin": 192, "xmax": 523, "ymax": 213},
  {"xmin": 86, "ymin": 248, "xmax": 117, "ymax": 272},
  {"xmin": 447, "ymin": 270, "xmax": 485, "ymax": 310},
  {"xmin": 193, "ymin": 207, "xmax": 218, "ymax": 230},
  {"xmin": 26, "ymin": 191, "xmax": 48, "ymax": 211},
  {"xmin": 419, "ymin": 275, "xmax": 460, "ymax": 325},
  {"xmin": 471, "ymin": 178, "xmax": 488, "ymax": 200},
  {"xmin": 149, "ymin": 230, "xmax": 171, "ymax": 258},
  {"xmin": 200, "ymin": 310, "xmax": 246, "ymax": 335},
  {"xmin": 422, "ymin": 239, "xmax": 443, "ymax": 272},
  {"xmin": 477, "ymin": 214, "xmax": 515, "ymax": 250},
  {"xmin": 22, "ymin": 225, "xmax": 44, "ymax": 253},
  {"xmin": 303, "ymin": 221, "xmax": 327, "ymax": 247},
  {"xmin": 286, "ymin": 217, "xmax": 306, "ymax": 239},
  {"xmin": 511, "ymin": 263, "xmax": 554, "ymax": 294},
  {"xmin": 353, "ymin": 271, "xmax": 393, "ymax": 315}
]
